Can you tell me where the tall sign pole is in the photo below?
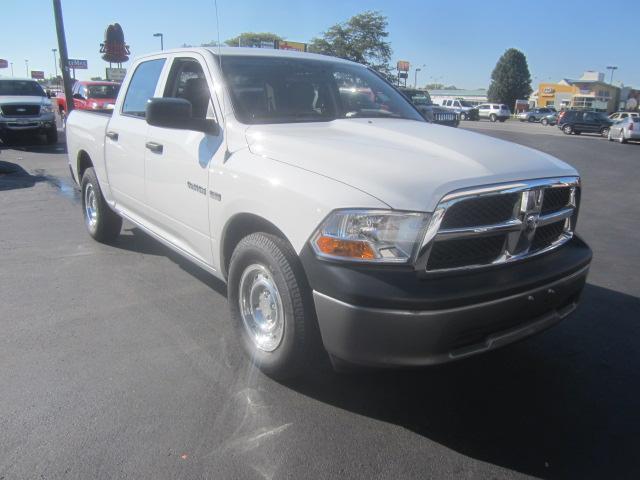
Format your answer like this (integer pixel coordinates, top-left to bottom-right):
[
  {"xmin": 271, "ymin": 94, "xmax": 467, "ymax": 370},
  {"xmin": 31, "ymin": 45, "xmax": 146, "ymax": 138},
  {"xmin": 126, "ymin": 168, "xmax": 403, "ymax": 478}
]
[{"xmin": 52, "ymin": 0, "xmax": 74, "ymax": 114}]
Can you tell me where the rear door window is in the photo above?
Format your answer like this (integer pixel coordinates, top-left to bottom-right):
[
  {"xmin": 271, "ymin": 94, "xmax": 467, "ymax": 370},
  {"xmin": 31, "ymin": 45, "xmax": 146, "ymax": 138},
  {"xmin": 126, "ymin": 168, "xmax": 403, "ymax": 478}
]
[{"xmin": 122, "ymin": 58, "xmax": 166, "ymax": 117}]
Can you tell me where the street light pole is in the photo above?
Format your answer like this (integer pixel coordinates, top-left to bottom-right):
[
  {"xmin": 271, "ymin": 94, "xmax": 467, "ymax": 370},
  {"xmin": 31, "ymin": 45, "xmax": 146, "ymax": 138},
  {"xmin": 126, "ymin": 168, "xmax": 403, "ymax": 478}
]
[
  {"xmin": 25, "ymin": 59, "xmax": 29, "ymax": 77},
  {"xmin": 10, "ymin": 62, "xmax": 14, "ymax": 76},
  {"xmin": 52, "ymin": 0, "xmax": 75, "ymax": 115},
  {"xmin": 414, "ymin": 68, "xmax": 422, "ymax": 88},
  {"xmin": 153, "ymin": 33, "xmax": 164, "ymax": 51},
  {"xmin": 606, "ymin": 65, "xmax": 618, "ymax": 85},
  {"xmin": 52, "ymin": 48, "xmax": 58, "ymax": 84}
]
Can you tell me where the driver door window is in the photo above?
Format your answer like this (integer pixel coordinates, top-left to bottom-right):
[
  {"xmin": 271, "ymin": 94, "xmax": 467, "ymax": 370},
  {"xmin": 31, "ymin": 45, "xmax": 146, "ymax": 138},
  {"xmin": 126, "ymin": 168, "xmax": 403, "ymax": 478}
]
[{"xmin": 163, "ymin": 58, "xmax": 214, "ymax": 120}]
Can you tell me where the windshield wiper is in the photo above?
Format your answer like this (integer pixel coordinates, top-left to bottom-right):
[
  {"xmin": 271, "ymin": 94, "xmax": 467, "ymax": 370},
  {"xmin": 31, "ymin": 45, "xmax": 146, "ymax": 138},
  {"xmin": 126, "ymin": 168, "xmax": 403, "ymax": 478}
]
[{"xmin": 344, "ymin": 109, "xmax": 404, "ymax": 119}]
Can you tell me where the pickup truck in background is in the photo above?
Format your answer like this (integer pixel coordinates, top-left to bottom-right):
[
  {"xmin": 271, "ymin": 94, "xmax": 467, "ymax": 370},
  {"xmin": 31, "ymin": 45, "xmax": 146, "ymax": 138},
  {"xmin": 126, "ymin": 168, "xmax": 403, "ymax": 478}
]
[
  {"xmin": 0, "ymin": 78, "xmax": 57, "ymax": 144},
  {"xmin": 66, "ymin": 48, "xmax": 592, "ymax": 379},
  {"xmin": 56, "ymin": 80, "xmax": 120, "ymax": 115},
  {"xmin": 398, "ymin": 87, "xmax": 459, "ymax": 127}
]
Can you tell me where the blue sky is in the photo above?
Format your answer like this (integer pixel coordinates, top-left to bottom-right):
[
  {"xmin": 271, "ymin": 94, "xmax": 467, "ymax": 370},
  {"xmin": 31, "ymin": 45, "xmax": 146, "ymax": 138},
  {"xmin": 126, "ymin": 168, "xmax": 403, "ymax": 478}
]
[{"xmin": 2, "ymin": 0, "xmax": 639, "ymax": 88}]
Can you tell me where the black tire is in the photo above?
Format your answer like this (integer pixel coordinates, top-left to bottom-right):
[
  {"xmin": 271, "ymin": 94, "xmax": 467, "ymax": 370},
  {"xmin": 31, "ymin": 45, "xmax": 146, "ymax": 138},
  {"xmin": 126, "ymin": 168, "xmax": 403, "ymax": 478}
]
[
  {"xmin": 541, "ymin": 118, "xmax": 549, "ymax": 126},
  {"xmin": 45, "ymin": 127, "xmax": 58, "ymax": 144},
  {"xmin": 81, "ymin": 167, "xmax": 122, "ymax": 243},
  {"xmin": 460, "ymin": 112, "xmax": 467, "ymax": 121},
  {"xmin": 499, "ymin": 118, "xmax": 506, "ymax": 122},
  {"xmin": 618, "ymin": 131, "xmax": 627, "ymax": 144},
  {"xmin": 228, "ymin": 232, "xmax": 319, "ymax": 380},
  {"xmin": 490, "ymin": 114, "xmax": 497, "ymax": 122},
  {"xmin": 562, "ymin": 124, "xmax": 573, "ymax": 135},
  {"xmin": 600, "ymin": 127, "xmax": 609, "ymax": 137},
  {"xmin": 528, "ymin": 116, "xmax": 535, "ymax": 122}
]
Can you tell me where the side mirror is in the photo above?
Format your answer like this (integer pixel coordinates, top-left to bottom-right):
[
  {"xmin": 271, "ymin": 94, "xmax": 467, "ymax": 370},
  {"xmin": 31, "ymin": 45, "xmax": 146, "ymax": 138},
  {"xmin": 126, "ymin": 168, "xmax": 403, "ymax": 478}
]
[
  {"xmin": 146, "ymin": 97, "xmax": 219, "ymax": 135},
  {"xmin": 72, "ymin": 93, "xmax": 84, "ymax": 100}
]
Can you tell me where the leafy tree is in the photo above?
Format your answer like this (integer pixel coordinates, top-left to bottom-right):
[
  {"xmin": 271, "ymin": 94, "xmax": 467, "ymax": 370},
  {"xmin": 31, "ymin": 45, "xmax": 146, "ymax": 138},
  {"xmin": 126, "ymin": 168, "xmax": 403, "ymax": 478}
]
[
  {"xmin": 221, "ymin": 32, "xmax": 283, "ymax": 48},
  {"xmin": 309, "ymin": 11, "xmax": 392, "ymax": 76},
  {"xmin": 487, "ymin": 48, "xmax": 532, "ymax": 110}
]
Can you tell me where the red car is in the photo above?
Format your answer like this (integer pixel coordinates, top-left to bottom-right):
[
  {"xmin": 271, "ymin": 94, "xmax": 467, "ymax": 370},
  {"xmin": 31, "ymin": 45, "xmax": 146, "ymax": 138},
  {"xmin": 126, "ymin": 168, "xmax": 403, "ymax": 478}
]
[{"xmin": 56, "ymin": 81, "xmax": 121, "ymax": 114}]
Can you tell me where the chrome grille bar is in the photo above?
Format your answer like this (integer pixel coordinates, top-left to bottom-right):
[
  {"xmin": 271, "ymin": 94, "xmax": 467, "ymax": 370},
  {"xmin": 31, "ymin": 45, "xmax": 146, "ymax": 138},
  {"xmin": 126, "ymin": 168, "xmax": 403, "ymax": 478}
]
[{"xmin": 418, "ymin": 176, "xmax": 580, "ymax": 273}]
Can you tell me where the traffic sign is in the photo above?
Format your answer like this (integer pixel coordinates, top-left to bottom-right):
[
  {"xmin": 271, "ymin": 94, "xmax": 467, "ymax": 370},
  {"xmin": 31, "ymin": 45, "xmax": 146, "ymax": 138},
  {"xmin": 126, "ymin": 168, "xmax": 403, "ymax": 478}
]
[{"xmin": 31, "ymin": 70, "xmax": 45, "ymax": 79}]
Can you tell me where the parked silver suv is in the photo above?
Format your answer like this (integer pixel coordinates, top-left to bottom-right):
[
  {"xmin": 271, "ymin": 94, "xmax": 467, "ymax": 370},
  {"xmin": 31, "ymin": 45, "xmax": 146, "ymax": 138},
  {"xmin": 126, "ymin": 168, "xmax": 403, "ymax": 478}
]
[
  {"xmin": 0, "ymin": 78, "xmax": 57, "ymax": 144},
  {"xmin": 477, "ymin": 103, "xmax": 511, "ymax": 122}
]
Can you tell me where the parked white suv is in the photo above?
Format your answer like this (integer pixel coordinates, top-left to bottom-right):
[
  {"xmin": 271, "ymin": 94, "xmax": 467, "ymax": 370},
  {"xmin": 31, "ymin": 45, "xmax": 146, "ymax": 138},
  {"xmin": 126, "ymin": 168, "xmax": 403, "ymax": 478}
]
[
  {"xmin": 478, "ymin": 103, "xmax": 511, "ymax": 122},
  {"xmin": 65, "ymin": 48, "xmax": 591, "ymax": 378}
]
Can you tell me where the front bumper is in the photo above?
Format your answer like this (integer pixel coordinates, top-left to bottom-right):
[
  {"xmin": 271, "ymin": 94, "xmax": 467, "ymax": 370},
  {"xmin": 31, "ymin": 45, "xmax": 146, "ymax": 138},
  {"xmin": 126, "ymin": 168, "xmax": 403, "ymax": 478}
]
[
  {"xmin": 0, "ymin": 116, "xmax": 56, "ymax": 132},
  {"xmin": 302, "ymin": 237, "xmax": 591, "ymax": 367}
]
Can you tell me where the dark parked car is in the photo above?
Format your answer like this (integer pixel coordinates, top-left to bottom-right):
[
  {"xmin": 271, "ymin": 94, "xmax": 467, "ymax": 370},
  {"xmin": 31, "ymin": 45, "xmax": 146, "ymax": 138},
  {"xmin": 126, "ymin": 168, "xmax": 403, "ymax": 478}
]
[
  {"xmin": 399, "ymin": 88, "xmax": 459, "ymax": 127},
  {"xmin": 557, "ymin": 110, "xmax": 612, "ymax": 136}
]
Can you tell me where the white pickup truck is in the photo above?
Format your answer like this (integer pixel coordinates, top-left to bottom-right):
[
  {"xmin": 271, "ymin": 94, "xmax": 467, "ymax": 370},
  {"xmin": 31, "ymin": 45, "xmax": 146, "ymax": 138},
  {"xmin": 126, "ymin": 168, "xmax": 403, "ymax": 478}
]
[{"xmin": 66, "ymin": 47, "xmax": 592, "ymax": 378}]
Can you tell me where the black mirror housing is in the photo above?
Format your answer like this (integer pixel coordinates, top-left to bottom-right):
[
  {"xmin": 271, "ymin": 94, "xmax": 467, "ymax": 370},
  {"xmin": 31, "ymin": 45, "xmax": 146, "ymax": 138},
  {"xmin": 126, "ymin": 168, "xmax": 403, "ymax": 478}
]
[{"xmin": 146, "ymin": 97, "xmax": 218, "ymax": 135}]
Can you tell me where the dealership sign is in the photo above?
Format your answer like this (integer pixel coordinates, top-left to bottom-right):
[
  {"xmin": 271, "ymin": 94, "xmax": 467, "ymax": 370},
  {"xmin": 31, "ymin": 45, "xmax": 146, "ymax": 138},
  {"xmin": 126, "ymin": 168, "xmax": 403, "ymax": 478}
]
[
  {"xmin": 397, "ymin": 61, "xmax": 410, "ymax": 72},
  {"xmin": 106, "ymin": 67, "xmax": 126, "ymax": 82},
  {"xmin": 100, "ymin": 23, "xmax": 130, "ymax": 63},
  {"xmin": 30, "ymin": 70, "xmax": 45, "ymax": 79},
  {"xmin": 68, "ymin": 59, "xmax": 88, "ymax": 69},
  {"xmin": 543, "ymin": 87, "xmax": 555, "ymax": 94},
  {"xmin": 0, "ymin": 59, "xmax": 8, "ymax": 68},
  {"xmin": 276, "ymin": 40, "xmax": 307, "ymax": 52}
]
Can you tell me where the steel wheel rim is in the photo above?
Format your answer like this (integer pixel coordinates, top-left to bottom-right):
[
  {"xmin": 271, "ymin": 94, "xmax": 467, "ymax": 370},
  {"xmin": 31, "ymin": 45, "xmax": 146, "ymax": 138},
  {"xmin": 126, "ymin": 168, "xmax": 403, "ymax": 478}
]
[
  {"xmin": 84, "ymin": 183, "xmax": 98, "ymax": 231},
  {"xmin": 239, "ymin": 264, "xmax": 284, "ymax": 352}
]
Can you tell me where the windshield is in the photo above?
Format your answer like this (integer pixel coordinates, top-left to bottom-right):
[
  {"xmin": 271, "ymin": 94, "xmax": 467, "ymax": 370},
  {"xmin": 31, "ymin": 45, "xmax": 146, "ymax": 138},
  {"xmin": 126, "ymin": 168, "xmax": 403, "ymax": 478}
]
[
  {"xmin": 86, "ymin": 84, "xmax": 120, "ymax": 99},
  {"xmin": 0, "ymin": 80, "xmax": 46, "ymax": 96},
  {"xmin": 220, "ymin": 55, "xmax": 424, "ymax": 124},
  {"xmin": 400, "ymin": 89, "xmax": 433, "ymax": 106},
  {"xmin": 459, "ymin": 100, "xmax": 474, "ymax": 107}
]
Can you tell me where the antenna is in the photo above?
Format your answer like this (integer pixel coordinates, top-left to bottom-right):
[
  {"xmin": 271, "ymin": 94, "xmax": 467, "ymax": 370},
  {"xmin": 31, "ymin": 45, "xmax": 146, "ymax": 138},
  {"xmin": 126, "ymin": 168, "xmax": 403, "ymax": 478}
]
[{"xmin": 214, "ymin": 0, "xmax": 222, "ymax": 70}]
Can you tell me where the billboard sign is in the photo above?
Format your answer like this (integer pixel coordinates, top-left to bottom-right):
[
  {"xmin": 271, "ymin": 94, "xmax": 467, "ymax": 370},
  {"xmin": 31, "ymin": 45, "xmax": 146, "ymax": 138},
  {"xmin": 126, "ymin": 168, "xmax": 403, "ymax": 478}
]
[
  {"xmin": 106, "ymin": 67, "xmax": 126, "ymax": 82},
  {"xmin": 259, "ymin": 40, "xmax": 276, "ymax": 49},
  {"xmin": 30, "ymin": 70, "xmax": 45, "ymax": 79},
  {"xmin": 397, "ymin": 60, "xmax": 410, "ymax": 72},
  {"xmin": 68, "ymin": 59, "xmax": 88, "ymax": 69},
  {"xmin": 0, "ymin": 59, "xmax": 8, "ymax": 68},
  {"xmin": 276, "ymin": 40, "xmax": 307, "ymax": 52}
]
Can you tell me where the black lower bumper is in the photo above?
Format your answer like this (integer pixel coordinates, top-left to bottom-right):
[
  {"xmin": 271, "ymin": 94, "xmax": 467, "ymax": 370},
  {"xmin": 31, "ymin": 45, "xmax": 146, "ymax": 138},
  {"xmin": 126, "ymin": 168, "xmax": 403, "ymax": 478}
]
[
  {"xmin": 0, "ymin": 120, "xmax": 56, "ymax": 135},
  {"xmin": 300, "ymin": 237, "xmax": 592, "ymax": 367}
]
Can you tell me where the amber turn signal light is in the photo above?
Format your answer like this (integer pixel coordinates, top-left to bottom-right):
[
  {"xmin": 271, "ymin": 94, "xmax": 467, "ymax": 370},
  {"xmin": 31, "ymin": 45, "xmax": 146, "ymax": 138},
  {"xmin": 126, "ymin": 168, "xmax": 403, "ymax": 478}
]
[{"xmin": 315, "ymin": 236, "xmax": 376, "ymax": 260}]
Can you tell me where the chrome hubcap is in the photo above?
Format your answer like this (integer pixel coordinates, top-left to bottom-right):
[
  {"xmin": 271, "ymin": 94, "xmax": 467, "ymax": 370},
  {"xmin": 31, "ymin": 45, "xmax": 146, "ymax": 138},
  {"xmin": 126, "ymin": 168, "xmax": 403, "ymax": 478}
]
[
  {"xmin": 84, "ymin": 183, "xmax": 98, "ymax": 231},
  {"xmin": 238, "ymin": 264, "xmax": 284, "ymax": 352}
]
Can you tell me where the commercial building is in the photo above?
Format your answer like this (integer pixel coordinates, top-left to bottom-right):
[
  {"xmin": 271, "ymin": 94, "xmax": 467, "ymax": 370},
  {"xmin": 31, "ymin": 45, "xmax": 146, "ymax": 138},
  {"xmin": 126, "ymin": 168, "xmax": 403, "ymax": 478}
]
[
  {"xmin": 534, "ymin": 71, "xmax": 621, "ymax": 113},
  {"xmin": 427, "ymin": 89, "xmax": 488, "ymax": 106}
]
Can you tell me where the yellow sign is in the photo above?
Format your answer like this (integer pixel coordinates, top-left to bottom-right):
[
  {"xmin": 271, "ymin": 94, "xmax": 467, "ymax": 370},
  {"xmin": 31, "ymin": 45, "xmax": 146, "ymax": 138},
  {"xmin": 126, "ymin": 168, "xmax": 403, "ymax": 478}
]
[{"xmin": 277, "ymin": 40, "xmax": 307, "ymax": 52}]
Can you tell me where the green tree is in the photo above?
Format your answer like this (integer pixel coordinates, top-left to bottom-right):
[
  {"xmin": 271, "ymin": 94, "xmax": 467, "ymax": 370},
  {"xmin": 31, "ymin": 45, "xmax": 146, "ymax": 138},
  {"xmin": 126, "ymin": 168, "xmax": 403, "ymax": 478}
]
[
  {"xmin": 309, "ymin": 11, "xmax": 392, "ymax": 76},
  {"xmin": 487, "ymin": 48, "xmax": 532, "ymax": 110},
  {"xmin": 220, "ymin": 32, "xmax": 283, "ymax": 48}
]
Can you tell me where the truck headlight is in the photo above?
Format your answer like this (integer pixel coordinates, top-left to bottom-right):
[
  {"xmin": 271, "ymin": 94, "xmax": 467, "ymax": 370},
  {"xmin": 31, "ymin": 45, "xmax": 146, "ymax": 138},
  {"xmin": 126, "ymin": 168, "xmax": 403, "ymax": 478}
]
[
  {"xmin": 41, "ymin": 104, "xmax": 54, "ymax": 114},
  {"xmin": 311, "ymin": 209, "xmax": 431, "ymax": 263}
]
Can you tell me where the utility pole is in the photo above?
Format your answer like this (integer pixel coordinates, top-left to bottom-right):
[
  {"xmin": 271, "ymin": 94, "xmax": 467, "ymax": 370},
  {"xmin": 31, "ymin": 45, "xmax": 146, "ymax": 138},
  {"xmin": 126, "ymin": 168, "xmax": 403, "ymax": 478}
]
[
  {"xmin": 10, "ymin": 62, "xmax": 14, "ymax": 76},
  {"xmin": 414, "ymin": 68, "xmax": 422, "ymax": 89},
  {"xmin": 52, "ymin": 48, "xmax": 58, "ymax": 85},
  {"xmin": 25, "ymin": 59, "xmax": 29, "ymax": 77},
  {"xmin": 52, "ymin": 0, "xmax": 74, "ymax": 114}
]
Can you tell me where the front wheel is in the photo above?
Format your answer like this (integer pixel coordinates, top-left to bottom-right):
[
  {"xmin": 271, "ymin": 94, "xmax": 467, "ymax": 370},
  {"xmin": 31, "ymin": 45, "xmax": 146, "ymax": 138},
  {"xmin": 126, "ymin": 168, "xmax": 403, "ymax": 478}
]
[
  {"xmin": 460, "ymin": 112, "xmax": 467, "ymax": 121},
  {"xmin": 81, "ymin": 167, "xmax": 122, "ymax": 243},
  {"xmin": 489, "ymin": 114, "xmax": 497, "ymax": 122},
  {"xmin": 600, "ymin": 127, "xmax": 610, "ymax": 137},
  {"xmin": 541, "ymin": 118, "xmax": 549, "ymax": 126},
  {"xmin": 228, "ymin": 233, "xmax": 319, "ymax": 380},
  {"xmin": 618, "ymin": 131, "xmax": 627, "ymax": 144},
  {"xmin": 528, "ymin": 116, "xmax": 535, "ymax": 122},
  {"xmin": 562, "ymin": 124, "xmax": 573, "ymax": 135}
]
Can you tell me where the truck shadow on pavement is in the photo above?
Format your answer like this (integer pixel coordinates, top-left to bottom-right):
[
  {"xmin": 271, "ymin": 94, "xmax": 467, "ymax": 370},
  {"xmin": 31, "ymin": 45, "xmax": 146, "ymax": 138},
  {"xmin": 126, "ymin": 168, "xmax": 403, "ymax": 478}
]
[
  {"xmin": 0, "ymin": 161, "xmax": 47, "ymax": 191},
  {"xmin": 290, "ymin": 283, "xmax": 640, "ymax": 479}
]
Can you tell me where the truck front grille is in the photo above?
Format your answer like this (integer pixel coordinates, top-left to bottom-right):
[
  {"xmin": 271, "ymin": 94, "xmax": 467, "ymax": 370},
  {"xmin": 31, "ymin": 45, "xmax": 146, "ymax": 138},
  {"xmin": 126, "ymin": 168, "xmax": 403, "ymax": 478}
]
[
  {"xmin": 420, "ymin": 177, "xmax": 580, "ymax": 272},
  {"xmin": 1, "ymin": 104, "xmax": 40, "ymax": 116}
]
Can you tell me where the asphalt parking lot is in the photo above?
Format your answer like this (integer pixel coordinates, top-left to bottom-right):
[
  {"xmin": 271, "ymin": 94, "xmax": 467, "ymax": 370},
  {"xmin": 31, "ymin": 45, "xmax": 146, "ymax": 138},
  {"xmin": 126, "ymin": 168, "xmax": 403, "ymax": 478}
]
[{"xmin": 1, "ymin": 121, "xmax": 639, "ymax": 479}]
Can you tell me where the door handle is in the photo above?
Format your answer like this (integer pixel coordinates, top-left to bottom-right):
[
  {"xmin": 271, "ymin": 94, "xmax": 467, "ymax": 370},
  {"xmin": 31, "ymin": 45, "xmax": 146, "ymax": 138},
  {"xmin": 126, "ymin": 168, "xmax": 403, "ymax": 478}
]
[
  {"xmin": 106, "ymin": 131, "xmax": 119, "ymax": 141},
  {"xmin": 145, "ymin": 141, "xmax": 163, "ymax": 154}
]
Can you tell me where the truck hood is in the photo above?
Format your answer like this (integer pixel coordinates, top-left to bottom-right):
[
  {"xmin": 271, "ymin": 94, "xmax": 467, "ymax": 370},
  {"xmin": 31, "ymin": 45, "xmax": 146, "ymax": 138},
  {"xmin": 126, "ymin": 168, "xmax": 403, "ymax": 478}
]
[
  {"xmin": 0, "ymin": 95, "xmax": 48, "ymax": 106},
  {"xmin": 245, "ymin": 119, "xmax": 577, "ymax": 211}
]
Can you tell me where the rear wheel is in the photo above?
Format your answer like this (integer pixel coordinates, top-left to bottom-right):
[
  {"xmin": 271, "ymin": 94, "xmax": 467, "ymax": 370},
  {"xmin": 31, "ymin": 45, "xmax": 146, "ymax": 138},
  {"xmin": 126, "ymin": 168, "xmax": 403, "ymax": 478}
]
[
  {"xmin": 562, "ymin": 124, "xmax": 573, "ymax": 135},
  {"xmin": 490, "ymin": 114, "xmax": 497, "ymax": 122},
  {"xmin": 460, "ymin": 112, "xmax": 467, "ymax": 121},
  {"xmin": 541, "ymin": 118, "xmax": 549, "ymax": 126},
  {"xmin": 528, "ymin": 116, "xmax": 535, "ymax": 122},
  {"xmin": 228, "ymin": 233, "xmax": 319, "ymax": 380},
  {"xmin": 45, "ymin": 127, "xmax": 58, "ymax": 144},
  {"xmin": 618, "ymin": 130, "xmax": 627, "ymax": 144},
  {"xmin": 81, "ymin": 167, "xmax": 122, "ymax": 243}
]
